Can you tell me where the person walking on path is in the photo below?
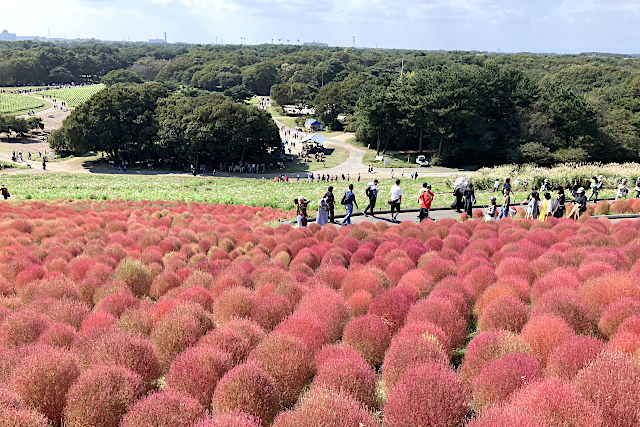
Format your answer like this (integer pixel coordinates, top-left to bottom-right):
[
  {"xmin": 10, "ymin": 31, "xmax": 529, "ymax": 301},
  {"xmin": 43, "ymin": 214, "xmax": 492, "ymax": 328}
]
[
  {"xmin": 389, "ymin": 179, "xmax": 403, "ymax": 222},
  {"xmin": 616, "ymin": 179, "xmax": 629, "ymax": 200},
  {"xmin": 588, "ymin": 175, "xmax": 603, "ymax": 202},
  {"xmin": 569, "ymin": 187, "xmax": 587, "ymax": 221},
  {"xmin": 497, "ymin": 188, "xmax": 511, "ymax": 220},
  {"xmin": 463, "ymin": 183, "xmax": 475, "ymax": 217},
  {"xmin": 324, "ymin": 186, "xmax": 335, "ymax": 223},
  {"xmin": 502, "ymin": 177, "xmax": 514, "ymax": 196},
  {"xmin": 316, "ymin": 197, "xmax": 329, "ymax": 226},
  {"xmin": 525, "ymin": 189, "xmax": 540, "ymax": 220},
  {"xmin": 493, "ymin": 179, "xmax": 500, "ymax": 192},
  {"xmin": 340, "ymin": 184, "xmax": 358, "ymax": 225},
  {"xmin": 363, "ymin": 180, "xmax": 379, "ymax": 217},
  {"xmin": 418, "ymin": 183, "xmax": 434, "ymax": 221},
  {"xmin": 554, "ymin": 186, "xmax": 566, "ymax": 218},
  {"xmin": 635, "ymin": 177, "xmax": 640, "ymax": 198}
]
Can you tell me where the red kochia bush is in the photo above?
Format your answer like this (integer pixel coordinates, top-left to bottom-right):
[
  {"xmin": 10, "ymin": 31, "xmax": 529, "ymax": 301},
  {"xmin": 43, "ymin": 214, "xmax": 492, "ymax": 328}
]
[
  {"xmin": 368, "ymin": 286, "xmax": 416, "ymax": 334},
  {"xmin": 151, "ymin": 310, "xmax": 212, "ymax": 369},
  {"xmin": 198, "ymin": 328, "xmax": 251, "ymax": 366},
  {"xmin": 546, "ymin": 335, "xmax": 605, "ymax": 380},
  {"xmin": 575, "ymin": 351, "xmax": 640, "ymax": 427},
  {"xmin": 340, "ymin": 268, "xmax": 387, "ymax": 298},
  {"xmin": 272, "ymin": 387, "xmax": 380, "ymax": 427},
  {"xmin": 530, "ymin": 289, "xmax": 594, "ymax": 335},
  {"xmin": 250, "ymin": 293, "xmax": 292, "ymax": 331},
  {"xmin": 0, "ymin": 406, "xmax": 49, "ymax": 427},
  {"xmin": 509, "ymin": 378, "xmax": 603, "ymax": 427},
  {"xmin": 312, "ymin": 353, "xmax": 378, "ymax": 410},
  {"xmin": 8, "ymin": 346, "xmax": 80, "ymax": 424},
  {"xmin": 38, "ymin": 322, "xmax": 76, "ymax": 348},
  {"xmin": 195, "ymin": 411, "xmax": 261, "ymax": 427},
  {"xmin": 598, "ymin": 297, "xmax": 640, "ymax": 339},
  {"xmin": 521, "ymin": 314, "xmax": 574, "ymax": 367},
  {"xmin": 342, "ymin": 314, "xmax": 391, "ymax": 367},
  {"xmin": 405, "ymin": 297, "xmax": 467, "ymax": 350},
  {"xmin": 471, "ymin": 352, "xmax": 542, "ymax": 412},
  {"xmin": 477, "ymin": 295, "xmax": 529, "ymax": 333},
  {"xmin": 115, "ymin": 259, "xmax": 153, "ymax": 297},
  {"xmin": 0, "ymin": 308, "xmax": 51, "ymax": 349},
  {"xmin": 120, "ymin": 390, "xmax": 205, "ymax": 427},
  {"xmin": 466, "ymin": 405, "xmax": 543, "ymax": 427},
  {"xmin": 165, "ymin": 346, "xmax": 232, "ymax": 407},
  {"xmin": 212, "ymin": 286, "xmax": 254, "ymax": 326},
  {"xmin": 63, "ymin": 365, "xmax": 143, "ymax": 427},
  {"xmin": 381, "ymin": 333, "xmax": 449, "ymax": 393},
  {"xmin": 396, "ymin": 321, "xmax": 451, "ymax": 355},
  {"xmin": 314, "ymin": 344, "xmax": 363, "ymax": 369},
  {"xmin": 296, "ymin": 286, "xmax": 349, "ymax": 342},
  {"xmin": 222, "ymin": 318, "xmax": 266, "ymax": 350},
  {"xmin": 384, "ymin": 362, "xmax": 469, "ymax": 427},
  {"xmin": 273, "ymin": 313, "xmax": 329, "ymax": 354},
  {"xmin": 93, "ymin": 290, "xmax": 138, "ymax": 317},
  {"xmin": 248, "ymin": 333, "xmax": 313, "ymax": 408},
  {"xmin": 89, "ymin": 332, "xmax": 161, "ymax": 390},
  {"xmin": 581, "ymin": 272, "xmax": 640, "ymax": 317},
  {"xmin": 459, "ymin": 330, "xmax": 531, "ymax": 385},
  {"xmin": 211, "ymin": 362, "xmax": 279, "ymax": 426}
]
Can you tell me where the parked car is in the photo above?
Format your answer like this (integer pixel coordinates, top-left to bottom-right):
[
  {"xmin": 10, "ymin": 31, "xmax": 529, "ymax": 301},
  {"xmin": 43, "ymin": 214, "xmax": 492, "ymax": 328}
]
[{"xmin": 416, "ymin": 155, "xmax": 430, "ymax": 167}]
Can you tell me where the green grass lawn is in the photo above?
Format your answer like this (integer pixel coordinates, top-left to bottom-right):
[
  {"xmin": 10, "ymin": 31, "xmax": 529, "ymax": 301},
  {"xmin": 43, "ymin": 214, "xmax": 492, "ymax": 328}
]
[
  {"xmin": 362, "ymin": 152, "xmax": 425, "ymax": 168},
  {"xmin": 0, "ymin": 160, "xmax": 30, "ymax": 170},
  {"xmin": 39, "ymin": 84, "xmax": 105, "ymax": 107},
  {"xmin": 280, "ymin": 147, "xmax": 349, "ymax": 173},
  {"xmin": 0, "ymin": 172, "xmax": 619, "ymax": 217},
  {"xmin": 0, "ymin": 94, "xmax": 47, "ymax": 116}
]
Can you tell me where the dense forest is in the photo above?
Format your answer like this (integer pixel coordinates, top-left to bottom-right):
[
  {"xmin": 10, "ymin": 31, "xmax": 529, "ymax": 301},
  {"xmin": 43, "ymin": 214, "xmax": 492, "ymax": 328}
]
[{"xmin": 2, "ymin": 40, "xmax": 640, "ymax": 166}]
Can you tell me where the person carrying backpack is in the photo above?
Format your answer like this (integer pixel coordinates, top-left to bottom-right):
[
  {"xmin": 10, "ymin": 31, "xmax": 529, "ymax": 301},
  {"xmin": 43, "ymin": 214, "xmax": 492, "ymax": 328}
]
[
  {"xmin": 340, "ymin": 184, "xmax": 358, "ymax": 225},
  {"xmin": 363, "ymin": 180, "xmax": 379, "ymax": 217}
]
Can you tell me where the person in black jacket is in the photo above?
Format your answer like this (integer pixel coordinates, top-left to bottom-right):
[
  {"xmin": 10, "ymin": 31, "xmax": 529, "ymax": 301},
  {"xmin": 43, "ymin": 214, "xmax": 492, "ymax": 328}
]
[
  {"xmin": 569, "ymin": 187, "xmax": 587, "ymax": 221},
  {"xmin": 324, "ymin": 186, "xmax": 335, "ymax": 223},
  {"xmin": 554, "ymin": 186, "xmax": 566, "ymax": 218}
]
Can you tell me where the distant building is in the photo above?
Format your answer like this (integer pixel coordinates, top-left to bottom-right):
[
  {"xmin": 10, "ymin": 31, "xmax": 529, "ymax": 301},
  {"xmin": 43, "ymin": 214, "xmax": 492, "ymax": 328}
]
[
  {"xmin": 303, "ymin": 41, "xmax": 328, "ymax": 47},
  {"xmin": 149, "ymin": 32, "xmax": 167, "ymax": 44},
  {"xmin": 304, "ymin": 118, "xmax": 323, "ymax": 132},
  {"xmin": 0, "ymin": 30, "xmax": 17, "ymax": 41}
]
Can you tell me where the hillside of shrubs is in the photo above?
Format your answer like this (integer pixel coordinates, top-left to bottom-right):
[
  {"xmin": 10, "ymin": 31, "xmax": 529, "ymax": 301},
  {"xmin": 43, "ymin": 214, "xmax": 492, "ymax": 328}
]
[{"xmin": 1, "ymin": 200, "xmax": 640, "ymax": 426}]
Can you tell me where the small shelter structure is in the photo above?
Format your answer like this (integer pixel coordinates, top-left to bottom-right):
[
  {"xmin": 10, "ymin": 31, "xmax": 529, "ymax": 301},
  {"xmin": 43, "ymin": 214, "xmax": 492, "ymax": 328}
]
[{"xmin": 304, "ymin": 118, "xmax": 323, "ymax": 131}]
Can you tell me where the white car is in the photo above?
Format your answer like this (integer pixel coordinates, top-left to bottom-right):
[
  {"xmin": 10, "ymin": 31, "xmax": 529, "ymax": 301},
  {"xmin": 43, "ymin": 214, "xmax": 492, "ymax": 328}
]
[{"xmin": 416, "ymin": 155, "xmax": 430, "ymax": 167}]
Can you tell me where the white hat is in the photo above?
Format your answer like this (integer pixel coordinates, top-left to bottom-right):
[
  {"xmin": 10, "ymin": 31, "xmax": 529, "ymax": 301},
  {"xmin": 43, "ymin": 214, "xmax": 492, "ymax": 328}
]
[
  {"xmin": 577, "ymin": 187, "xmax": 585, "ymax": 193},
  {"xmin": 598, "ymin": 175, "xmax": 603, "ymax": 179}
]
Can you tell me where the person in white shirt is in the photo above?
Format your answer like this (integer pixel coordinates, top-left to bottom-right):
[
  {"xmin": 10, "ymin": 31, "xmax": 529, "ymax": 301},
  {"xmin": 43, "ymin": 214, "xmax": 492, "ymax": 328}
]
[
  {"xmin": 389, "ymin": 179, "xmax": 403, "ymax": 222},
  {"xmin": 493, "ymin": 179, "xmax": 500, "ymax": 192}
]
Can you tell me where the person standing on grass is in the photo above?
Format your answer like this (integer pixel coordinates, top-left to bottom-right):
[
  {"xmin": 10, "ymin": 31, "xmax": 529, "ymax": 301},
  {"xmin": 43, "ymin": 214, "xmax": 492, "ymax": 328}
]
[
  {"xmin": 340, "ymin": 184, "xmax": 358, "ymax": 225},
  {"xmin": 364, "ymin": 180, "xmax": 379, "ymax": 217},
  {"xmin": 497, "ymin": 187, "xmax": 511, "ymax": 219},
  {"xmin": 296, "ymin": 197, "xmax": 309, "ymax": 227},
  {"xmin": 635, "ymin": 177, "xmax": 640, "ymax": 198},
  {"xmin": 418, "ymin": 183, "xmax": 434, "ymax": 221},
  {"xmin": 539, "ymin": 192, "xmax": 554, "ymax": 221},
  {"xmin": 554, "ymin": 186, "xmax": 566, "ymax": 218},
  {"xmin": 463, "ymin": 183, "xmax": 475, "ymax": 217},
  {"xmin": 525, "ymin": 190, "xmax": 540, "ymax": 220},
  {"xmin": 389, "ymin": 179, "xmax": 403, "ymax": 222},
  {"xmin": 324, "ymin": 186, "xmax": 335, "ymax": 223},
  {"xmin": 493, "ymin": 178, "xmax": 500, "ymax": 192},
  {"xmin": 316, "ymin": 197, "xmax": 329, "ymax": 226}
]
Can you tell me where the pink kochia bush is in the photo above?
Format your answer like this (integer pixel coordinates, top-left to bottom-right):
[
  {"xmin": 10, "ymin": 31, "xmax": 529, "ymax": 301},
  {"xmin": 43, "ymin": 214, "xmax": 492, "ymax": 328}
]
[{"xmin": 5, "ymin": 201, "xmax": 640, "ymax": 425}]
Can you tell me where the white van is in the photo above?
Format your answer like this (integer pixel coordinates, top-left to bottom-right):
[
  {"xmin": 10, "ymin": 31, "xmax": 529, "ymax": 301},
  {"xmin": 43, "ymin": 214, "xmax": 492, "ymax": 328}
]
[{"xmin": 416, "ymin": 155, "xmax": 430, "ymax": 167}]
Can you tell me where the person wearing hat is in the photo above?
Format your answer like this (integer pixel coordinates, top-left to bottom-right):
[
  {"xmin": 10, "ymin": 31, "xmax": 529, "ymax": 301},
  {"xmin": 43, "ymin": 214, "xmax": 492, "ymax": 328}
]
[
  {"xmin": 486, "ymin": 196, "xmax": 497, "ymax": 221},
  {"xmin": 616, "ymin": 178, "xmax": 629, "ymax": 200},
  {"xmin": 540, "ymin": 179, "xmax": 550, "ymax": 192},
  {"xmin": 418, "ymin": 183, "xmax": 434, "ymax": 222},
  {"xmin": 569, "ymin": 187, "xmax": 587, "ymax": 221},
  {"xmin": 364, "ymin": 180, "xmax": 379, "ymax": 217},
  {"xmin": 316, "ymin": 195, "xmax": 329, "ymax": 226}
]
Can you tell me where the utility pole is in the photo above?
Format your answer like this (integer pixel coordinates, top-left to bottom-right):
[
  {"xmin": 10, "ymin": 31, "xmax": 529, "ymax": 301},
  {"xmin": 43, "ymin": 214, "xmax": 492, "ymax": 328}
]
[
  {"xmin": 297, "ymin": 38, "xmax": 300, "ymax": 45},
  {"xmin": 352, "ymin": 36, "xmax": 355, "ymax": 48},
  {"xmin": 401, "ymin": 56, "xmax": 404, "ymax": 77}
]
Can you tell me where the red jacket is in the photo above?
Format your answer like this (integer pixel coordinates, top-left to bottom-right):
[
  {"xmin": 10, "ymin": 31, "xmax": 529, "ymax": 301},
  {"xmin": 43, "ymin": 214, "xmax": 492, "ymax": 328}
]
[{"xmin": 419, "ymin": 190, "xmax": 434, "ymax": 209}]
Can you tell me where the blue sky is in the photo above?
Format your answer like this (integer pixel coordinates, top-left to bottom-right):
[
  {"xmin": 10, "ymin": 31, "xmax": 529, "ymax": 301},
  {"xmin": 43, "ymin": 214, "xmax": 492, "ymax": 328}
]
[{"xmin": 3, "ymin": 0, "xmax": 639, "ymax": 53}]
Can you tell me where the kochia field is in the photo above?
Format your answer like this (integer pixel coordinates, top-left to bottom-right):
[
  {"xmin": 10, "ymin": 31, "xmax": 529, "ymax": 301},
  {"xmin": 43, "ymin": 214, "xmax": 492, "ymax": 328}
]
[{"xmin": 1, "ymin": 200, "xmax": 639, "ymax": 426}]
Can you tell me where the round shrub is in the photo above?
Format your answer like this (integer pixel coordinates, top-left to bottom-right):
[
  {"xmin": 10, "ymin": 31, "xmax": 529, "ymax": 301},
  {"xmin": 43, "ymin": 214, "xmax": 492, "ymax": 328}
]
[
  {"xmin": 530, "ymin": 268, "xmax": 581, "ymax": 302},
  {"xmin": 312, "ymin": 353, "xmax": 377, "ymax": 410},
  {"xmin": 272, "ymin": 387, "xmax": 380, "ymax": 427},
  {"xmin": 165, "ymin": 346, "xmax": 232, "ymax": 407},
  {"xmin": 405, "ymin": 297, "xmax": 467, "ymax": 350},
  {"xmin": 607, "ymin": 330, "xmax": 640, "ymax": 355},
  {"xmin": 459, "ymin": 329, "xmax": 531, "ymax": 386},
  {"xmin": 211, "ymin": 362, "xmax": 279, "ymax": 426},
  {"xmin": 340, "ymin": 268, "xmax": 387, "ymax": 299},
  {"xmin": 473, "ymin": 283, "xmax": 521, "ymax": 319},
  {"xmin": 93, "ymin": 290, "xmax": 138, "ymax": 317},
  {"xmin": 0, "ymin": 309, "xmax": 51, "ymax": 349},
  {"xmin": 63, "ymin": 365, "xmax": 143, "ymax": 427},
  {"xmin": 38, "ymin": 322, "xmax": 76, "ymax": 348},
  {"xmin": 212, "ymin": 286, "xmax": 254, "ymax": 326},
  {"xmin": 342, "ymin": 314, "xmax": 391, "ymax": 367},
  {"xmin": 477, "ymin": 295, "xmax": 529, "ymax": 333},
  {"xmin": 79, "ymin": 312, "xmax": 116, "ymax": 335},
  {"xmin": 248, "ymin": 332, "xmax": 313, "ymax": 408},
  {"xmin": 598, "ymin": 297, "xmax": 640, "ymax": 339},
  {"xmin": 575, "ymin": 351, "xmax": 640, "ymax": 427},
  {"xmin": 384, "ymin": 362, "xmax": 469, "ymax": 427},
  {"xmin": 8, "ymin": 346, "xmax": 80, "ymax": 424},
  {"xmin": 546, "ymin": 335, "xmax": 604, "ymax": 380},
  {"xmin": 471, "ymin": 352, "xmax": 542, "ymax": 412},
  {"xmin": 151, "ymin": 310, "xmax": 212, "ymax": 369},
  {"xmin": 315, "ymin": 344, "xmax": 362, "ymax": 370},
  {"xmin": 521, "ymin": 314, "xmax": 574, "ymax": 367},
  {"xmin": 118, "ymin": 304, "xmax": 154, "ymax": 336},
  {"xmin": 368, "ymin": 286, "xmax": 415, "ymax": 334},
  {"xmin": 195, "ymin": 411, "xmax": 261, "ymax": 427},
  {"xmin": 222, "ymin": 318, "xmax": 266, "ymax": 350},
  {"xmin": 89, "ymin": 332, "xmax": 161, "ymax": 390},
  {"xmin": 346, "ymin": 290, "xmax": 372, "ymax": 317},
  {"xmin": 120, "ymin": 390, "xmax": 205, "ymax": 427},
  {"xmin": 250, "ymin": 293, "xmax": 292, "ymax": 331},
  {"xmin": 396, "ymin": 321, "xmax": 451, "ymax": 355},
  {"xmin": 381, "ymin": 332, "xmax": 449, "ymax": 393},
  {"xmin": 115, "ymin": 259, "xmax": 153, "ymax": 297},
  {"xmin": 581, "ymin": 272, "xmax": 640, "ymax": 317},
  {"xmin": 466, "ymin": 405, "xmax": 546, "ymax": 427},
  {"xmin": 509, "ymin": 378, "xmax": 603, "ymax": 427},
  {"xmin": 198, "ymin": 328, "xmax": 251, "ymax": 366},
  {"xmin": 0, "ymin": 406, "xmax": 49, "ymax": 427},
  {"xmin": 296, "ymin": 286, "xmax": 349, "ymax": 342},
  {"xmin": 273, "ymin": 313, "xmax": 328, "ymax": 354},
  {"xmin": 530, "ymin": 289, "xmax": 594, "ymax": 335}
]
